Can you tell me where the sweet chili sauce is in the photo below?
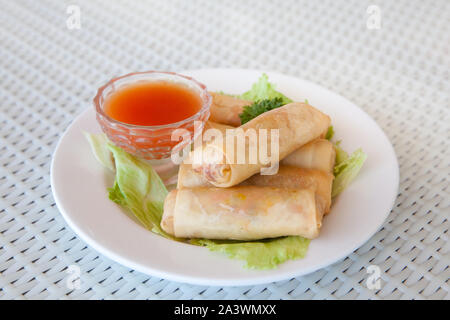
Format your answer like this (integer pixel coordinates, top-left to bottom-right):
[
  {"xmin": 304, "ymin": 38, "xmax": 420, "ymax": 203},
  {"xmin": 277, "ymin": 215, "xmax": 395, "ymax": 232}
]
[{"xmin": 104, "ymin": 81, "xmax": 202, "ymax": 126}]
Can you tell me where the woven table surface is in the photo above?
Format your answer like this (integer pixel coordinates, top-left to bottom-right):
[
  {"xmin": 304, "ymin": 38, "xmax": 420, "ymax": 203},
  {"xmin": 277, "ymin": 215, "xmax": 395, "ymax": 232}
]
[{"xmin": 0, "ymin": 0, "xmax": 448, "ymax": 300}]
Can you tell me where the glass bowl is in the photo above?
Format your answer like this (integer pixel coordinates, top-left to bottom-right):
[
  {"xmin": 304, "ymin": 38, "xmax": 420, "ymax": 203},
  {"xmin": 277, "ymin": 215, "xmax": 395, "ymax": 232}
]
[{"xmin": 94, "ymin": 71, "xmax": 211, "ymax": 161}]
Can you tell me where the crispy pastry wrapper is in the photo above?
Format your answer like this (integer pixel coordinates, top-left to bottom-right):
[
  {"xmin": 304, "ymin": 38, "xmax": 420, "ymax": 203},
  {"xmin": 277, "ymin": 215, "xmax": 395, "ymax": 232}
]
[
  {"xmin": 161, "ymin": 186, "xmax": 324, "ymax": 240},
  {"xmin": 192, "ymin": 102, "xmax": 331, "ymax": 187}
]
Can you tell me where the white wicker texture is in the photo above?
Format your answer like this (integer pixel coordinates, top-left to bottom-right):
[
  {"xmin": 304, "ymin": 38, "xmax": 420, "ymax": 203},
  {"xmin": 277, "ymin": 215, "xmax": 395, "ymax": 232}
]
[{"xmin": 0, "ymin": 0, "xmax": 448, "ymax": 300}]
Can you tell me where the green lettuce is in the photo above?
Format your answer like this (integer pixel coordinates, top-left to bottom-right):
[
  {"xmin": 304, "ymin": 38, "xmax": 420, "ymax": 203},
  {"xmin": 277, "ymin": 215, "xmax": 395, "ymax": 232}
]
[
  {"xmin": 332, "ymin": 143, "xmax": 367, "ymax": 198},
  {"xmin": 107, "ymin": 144, "xmax": 171, "ymax": 237},
  {"xmin": 325, "ymin": 126, "xmax": 334, "ymax": 140},
  {"xmin": 83, "ymin": 132, "xmax": 115, "ymax": 171},
  {"xmin": 191, "ymin": 237, "xmax": 310, "ymax": 270},
  {"xmin": 334, "ymin": 141, "xmax": 348, "ymax": 164},
  {"xmin": 85, "ymin": 132, "xmax": 171, "ymax": 238},
  {"xmin": 108, "ymin": 182, "xmax": 127, "ymax": 207},
  {"xmin": 238, "ymin": 73, "xmax": 292, "ymax": 104}
]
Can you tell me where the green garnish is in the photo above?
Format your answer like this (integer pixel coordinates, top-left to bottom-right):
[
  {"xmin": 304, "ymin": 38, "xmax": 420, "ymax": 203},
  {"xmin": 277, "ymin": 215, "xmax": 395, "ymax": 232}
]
[
  {"xmin": 238, "ymin": 73, "xmax": 292, "ymax": 104},
  {"xmin": 332, "ymin": 143, "xmax": 367, "ymax": 198},
  {"xmin": 325, "ymin": 126, "xmax": 334, "ymax": 140},
  {"xmin": 191, "ymin": 236, "xmax": 310, "ymax": 270},
  {"xmin": 239, "ymin": 97, "xmax": 285, "ymax": 124}
]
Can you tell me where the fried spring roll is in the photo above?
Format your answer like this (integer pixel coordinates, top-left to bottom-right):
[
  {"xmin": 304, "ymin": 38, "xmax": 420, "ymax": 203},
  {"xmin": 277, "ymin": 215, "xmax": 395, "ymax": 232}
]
[
  {"xmin": 193, "ymin": 103, "xmax": 331, "ymax": 187},
  {"xmin": 178, "ymin": 164, "xmax": 333, "ymax": 214},
  {"xmin": 208, "ymin": 92, "xmax": 252, "ymax": 127},
  {"xmin": 204, "ymin": 120, "xmax": 236, "ymax": 131},
  {"xmin": 281, "ymin": 139, "xmax": 336, "ymax": 174},
  {"xmin": 203, "ymin": 123, "xmax": 336, "ymax": 174},
  {"xmin": 161, "ymin": 189, "xmax": 177, "ymax": 235},
  {"xmin": 161, "ymin": 187, "xmax": 324, "ymax": 240},
  {"xmin": 242, "ymin": 166, "xmax": 333, "ymax": 213},
  {"xmin": 178, "ymin": 162, "xmax": 210, "ymax": 188}
]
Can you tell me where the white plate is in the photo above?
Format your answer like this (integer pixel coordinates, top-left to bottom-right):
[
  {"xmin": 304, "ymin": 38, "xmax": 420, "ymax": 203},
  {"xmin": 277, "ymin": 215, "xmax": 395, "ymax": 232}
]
[{"xmin": 51, "ymin": 69, "xmax": 399, "ymax": 286}]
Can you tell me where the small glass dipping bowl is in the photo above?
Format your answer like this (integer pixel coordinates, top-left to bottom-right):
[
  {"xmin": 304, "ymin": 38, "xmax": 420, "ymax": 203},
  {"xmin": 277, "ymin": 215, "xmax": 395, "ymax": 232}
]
[
  {"xmin": 94, "ymin": 71, "xmax": 211, "ymax": 160},
  {"xmin": 94, "ymin": 71, "xmax": 211, "ymax": 182}
]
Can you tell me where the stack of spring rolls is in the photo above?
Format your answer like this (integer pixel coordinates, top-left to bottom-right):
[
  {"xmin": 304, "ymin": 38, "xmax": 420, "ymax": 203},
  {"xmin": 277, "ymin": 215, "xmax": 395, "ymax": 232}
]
[{"xmin": 161, "ymin": 93, "xmax": 335, "ymax": 241}]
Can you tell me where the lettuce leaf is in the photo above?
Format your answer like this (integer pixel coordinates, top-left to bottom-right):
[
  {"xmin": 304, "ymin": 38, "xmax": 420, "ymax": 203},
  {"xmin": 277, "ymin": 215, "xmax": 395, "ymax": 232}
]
[
  {"xmin": 106, "ymin": 144, "xmax": 172, "ymax": 237},
  {"xmin": 191, "ymin": 236, "xmax": 310, "ymax": 270},
  {"xmin": 332, "ymin": 146, "xmax": 367, "ymax": 198},
  {"xmin": 83, "ymin": 132, "xmax": 115, "ymax": 171},
  {"xmin": 238, "ymin": 73, "xmax": 292, "ymax": 104},
  {"xmin": 334, "ymin": 141, "xmax": 349, "ymax": 165},
  {"xmin": 108, "ymin": 181, "xmax": 127, "ymax": 207},
  {"xmin": 85, "ymin": 132, "xmax": 171, "ymax": 237},
  {"xmin": 325, "ymin": 126, "xmax": 334, "ymax": 140}
]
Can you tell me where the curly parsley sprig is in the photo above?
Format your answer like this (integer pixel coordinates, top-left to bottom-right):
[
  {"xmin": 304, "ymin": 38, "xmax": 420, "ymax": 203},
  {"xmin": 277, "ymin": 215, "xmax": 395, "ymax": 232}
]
[{"xmin": 239, "ymin": 97, "xmax": 285, "ymax": 124}]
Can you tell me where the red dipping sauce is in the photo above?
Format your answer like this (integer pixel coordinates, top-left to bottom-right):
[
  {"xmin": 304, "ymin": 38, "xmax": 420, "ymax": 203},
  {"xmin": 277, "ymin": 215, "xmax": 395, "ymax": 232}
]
[
  {"xmin": 104, "ymin": 81, "xmax": 202, "ymax": 126},
  {"xmin": 94, "ymin": 71, "xmax": 211, "ymax": 160}
]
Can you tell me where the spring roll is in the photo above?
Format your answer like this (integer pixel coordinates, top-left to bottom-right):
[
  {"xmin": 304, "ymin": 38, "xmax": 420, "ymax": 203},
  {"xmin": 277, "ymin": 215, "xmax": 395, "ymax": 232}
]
[
  {"xmin": 177, "ymin": 162, "xmax": 210, "ymax": 188},
  {"xmin": 208, "ymin": 92, "xmax": 252, "ymax": 127},
  {"xmin": 204, "ymin": 120, "xmax": 236, "ymax": 131},
  {"xmin": 192, "ymin": 121, "xmax": 235, "ymax": 145},
  {"xmin": 161, "ymin": 186, "xmax": 324, "ymax": 240},
  {"xmin": 282, "ymin": 139, "xmax": 336, "ymax": 174},
  {"xmin": 178, "ymin": 164, "xmax": 333, "ymax": 213},
  {"xmin": 192, "ymin": 102, "xmax": 331, "ymax": 187},
  {"xmin": 204, "ymin": 123, "xmax": 335, "ymax": 174},
  {"xmin": 242, "ymin": 166, "xmax": 333, "ymax": 213},
  {"xmin": 161, "ymin": 188, "xmax": 177, "ymax": 235}
]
